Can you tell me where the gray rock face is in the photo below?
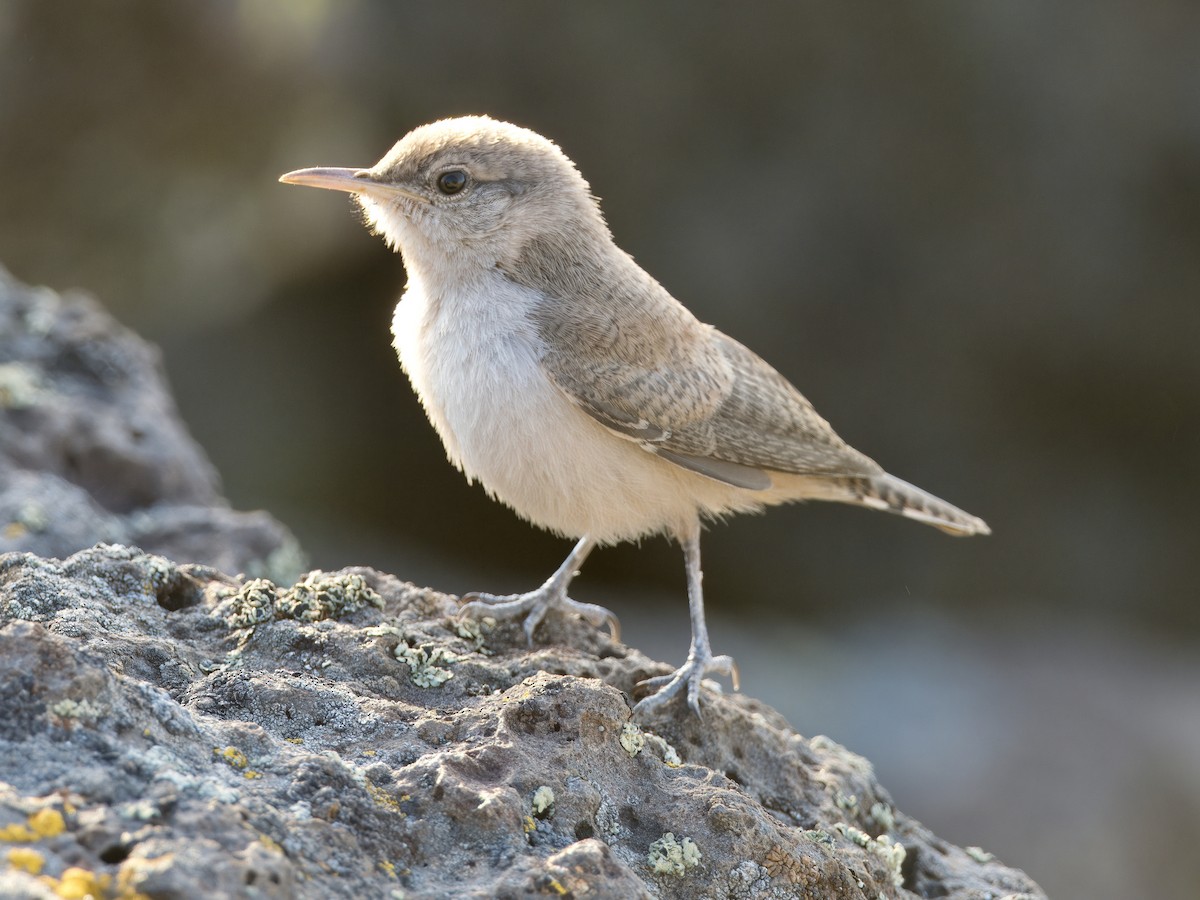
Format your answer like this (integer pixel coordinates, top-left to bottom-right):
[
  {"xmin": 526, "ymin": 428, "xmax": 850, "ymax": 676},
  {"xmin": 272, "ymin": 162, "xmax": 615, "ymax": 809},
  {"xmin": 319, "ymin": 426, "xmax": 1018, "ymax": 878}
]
[
  {"xmin": 0, "ymin": 266, "xmax": 303, "ymax": 580},
  {"xmin": 0, "ymin": 546, "xmax": 1044, "ymax": 899},
  {"xmin": 0, "ymin": 270, "xmax": 1044, "ymax": 897}
]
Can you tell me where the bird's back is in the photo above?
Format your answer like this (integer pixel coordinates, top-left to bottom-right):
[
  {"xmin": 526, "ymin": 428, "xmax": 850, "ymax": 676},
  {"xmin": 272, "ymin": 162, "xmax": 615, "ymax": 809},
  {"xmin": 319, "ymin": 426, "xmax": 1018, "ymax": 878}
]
[{"xmin": 500, "ymin": 230, "xmax": 989, "ymax": 536}]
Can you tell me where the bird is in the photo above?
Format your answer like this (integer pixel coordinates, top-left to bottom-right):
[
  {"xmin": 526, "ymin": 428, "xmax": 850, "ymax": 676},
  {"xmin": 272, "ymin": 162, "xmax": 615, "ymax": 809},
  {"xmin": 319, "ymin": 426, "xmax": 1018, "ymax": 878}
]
[{"xmin": 279, "ymin": 115, "xmax": 989, "ymax": 717}]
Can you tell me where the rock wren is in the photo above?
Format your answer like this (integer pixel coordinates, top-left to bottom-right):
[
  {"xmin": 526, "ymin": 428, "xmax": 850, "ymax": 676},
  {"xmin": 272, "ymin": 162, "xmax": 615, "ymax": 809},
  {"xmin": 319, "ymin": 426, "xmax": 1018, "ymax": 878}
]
[{"xmin": 280, "ymin": 115, "xmax": 989, "ymax": 717}]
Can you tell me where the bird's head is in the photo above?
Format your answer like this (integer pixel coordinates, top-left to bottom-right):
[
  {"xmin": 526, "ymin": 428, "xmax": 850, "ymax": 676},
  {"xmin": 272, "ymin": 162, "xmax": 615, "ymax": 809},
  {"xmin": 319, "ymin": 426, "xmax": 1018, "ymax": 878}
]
[{"xmin": 280, "ymin": 115, "xmax": 609, "ymax": 278}]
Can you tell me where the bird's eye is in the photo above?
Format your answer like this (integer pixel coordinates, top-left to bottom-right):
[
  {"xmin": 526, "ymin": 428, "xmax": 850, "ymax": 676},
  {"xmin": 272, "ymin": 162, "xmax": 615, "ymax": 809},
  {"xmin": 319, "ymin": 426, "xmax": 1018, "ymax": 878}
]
[{"xmin": 437, "ymin": 170, "xmax": 468, "ymax": 195}]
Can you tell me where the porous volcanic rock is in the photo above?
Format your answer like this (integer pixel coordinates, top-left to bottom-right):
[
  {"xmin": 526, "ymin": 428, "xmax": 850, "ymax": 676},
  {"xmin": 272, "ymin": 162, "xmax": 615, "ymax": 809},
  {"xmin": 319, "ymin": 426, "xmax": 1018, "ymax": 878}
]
[
  {"xmin": 0, "ymin": 269, "xmax": 1045, "ymax": 898},
  {"xmin": 0, "ymin": 546, "xmax": 1044, "ymax": 899}
]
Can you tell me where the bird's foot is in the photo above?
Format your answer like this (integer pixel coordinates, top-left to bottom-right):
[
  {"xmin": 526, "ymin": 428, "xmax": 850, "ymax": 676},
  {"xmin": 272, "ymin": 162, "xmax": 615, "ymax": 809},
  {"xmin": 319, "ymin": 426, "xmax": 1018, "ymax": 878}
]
[
  {"xmin": 632, "ymin": 651, "xmax": 740, "ymax": 718},
  {"xmin": 458, "ymin": 586, "xmax": 619, "ymax": 646}
]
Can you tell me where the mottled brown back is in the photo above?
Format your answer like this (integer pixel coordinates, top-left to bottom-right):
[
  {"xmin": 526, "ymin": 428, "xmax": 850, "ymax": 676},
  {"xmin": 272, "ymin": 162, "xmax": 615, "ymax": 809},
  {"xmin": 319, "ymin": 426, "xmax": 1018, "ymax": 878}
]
[{"xmin": 504, "ymin": 232, "xmax": 883, "ymax": 486}]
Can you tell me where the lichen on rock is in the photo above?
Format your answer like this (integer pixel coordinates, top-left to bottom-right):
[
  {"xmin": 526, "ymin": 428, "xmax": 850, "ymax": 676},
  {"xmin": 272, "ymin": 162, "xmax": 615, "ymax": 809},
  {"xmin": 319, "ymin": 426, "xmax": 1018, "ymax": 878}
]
[
  {"xmin": 648, "ymin": 832, "xmax": 702, "ymax": 877},
  {"xmin": 0, "ymin": 545, "xmax": 1047, "ymax": 899}
]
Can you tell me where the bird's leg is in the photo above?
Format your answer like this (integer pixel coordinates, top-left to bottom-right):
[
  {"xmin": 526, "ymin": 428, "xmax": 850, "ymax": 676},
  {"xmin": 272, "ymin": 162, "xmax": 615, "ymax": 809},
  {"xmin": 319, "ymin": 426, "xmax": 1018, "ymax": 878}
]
[
  {"xmin": 633, "ymin": 523, "xmax": 739, "ymax": 718},
  {"xmin": 458, "ymin": 535, "xmax": 619, "ymax": 645}
]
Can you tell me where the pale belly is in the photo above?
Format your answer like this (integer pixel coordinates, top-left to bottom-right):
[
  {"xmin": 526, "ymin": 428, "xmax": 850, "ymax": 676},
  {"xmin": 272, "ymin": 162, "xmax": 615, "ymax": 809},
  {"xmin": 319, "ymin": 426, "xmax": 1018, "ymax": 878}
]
[{"xmin": 390, "ymin": 279, "xmax": 755, "ymax": 543}]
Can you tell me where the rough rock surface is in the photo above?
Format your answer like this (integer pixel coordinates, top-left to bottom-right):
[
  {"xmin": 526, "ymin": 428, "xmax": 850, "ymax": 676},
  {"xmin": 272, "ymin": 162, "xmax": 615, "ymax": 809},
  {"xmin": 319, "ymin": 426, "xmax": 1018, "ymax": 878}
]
[
  {"xmin": 0, "ymin": 547, "xmax": 1044, "ymax": 900},
  {"xmin": 0, "ymin": 270, "xmax": 1045, "ymax": 898},
  {"xmin": 0, "ymin": 266, "xmax": 303, "ymax": 581}
]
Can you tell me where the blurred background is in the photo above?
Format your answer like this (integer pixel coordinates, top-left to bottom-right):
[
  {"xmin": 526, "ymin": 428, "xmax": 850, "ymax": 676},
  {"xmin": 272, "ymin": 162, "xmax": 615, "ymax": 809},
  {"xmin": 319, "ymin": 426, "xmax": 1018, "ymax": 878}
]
[{"xmin": 2, "ymin": 3, "xmax": 1197, "ymax": 896}]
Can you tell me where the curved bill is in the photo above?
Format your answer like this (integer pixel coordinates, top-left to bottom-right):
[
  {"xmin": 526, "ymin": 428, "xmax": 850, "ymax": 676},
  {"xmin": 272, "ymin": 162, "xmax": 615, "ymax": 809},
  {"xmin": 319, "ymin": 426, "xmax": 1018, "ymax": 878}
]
[{"xmin": 279, "ymin": 167, "xmax": 425, "ymax": 203}]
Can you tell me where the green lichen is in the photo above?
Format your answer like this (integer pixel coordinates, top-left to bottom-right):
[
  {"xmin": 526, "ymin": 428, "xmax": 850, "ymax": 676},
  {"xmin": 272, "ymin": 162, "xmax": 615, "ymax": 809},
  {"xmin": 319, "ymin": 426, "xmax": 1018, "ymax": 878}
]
[
  {"xmin": 223, "ymin": 578, "xmax": 278, "ymax": 628},
  {"xmin": 364, "ymin": 623, "xmax": 402, "ymax": 638},
  {"xmin": 648, "ymin": 832, "xmax": 702, "ymax": 877},
  {"xmin": 966, "ymin": 845, "xmax": 995, "ymax": 864},
  {"xmin": 835, "ymin": 822, "xmax": 906, "ymax": 888},
  {"xmin": 4, "ymin": 599, "xmax": 35, "ymax": 621},
  {"xmin": 875, "ymin": 836, "xmax": 906, "ymax": 887},
  {"xmin": 620, "ymin": 722, "xmax": 645, "ymax": 756},
  {"xmin": 870, "ymin": 801, "xmax": 895, "ymax": 832},
  {"xmin": 451, "ymin": 616, "xmax": 494, "ymax": 653},
  {"xmin": 145, "ymin": 554, "xmax": 176, "ymax": 589},
  {"xmin": 48, "ymin": 698, "xmax": 105, "ymax": 723},
  {"xmin": 0, "ymin": 557, "xmax": 65, "ymax": 621},
  {"xmin": 619, "ymin": 722, "xmax": 680, "ymax": 766},
  {"xmin": 276, "ymin": 572, "xmax": 383, "ymax": 622},
  {"xmin": 803, "ymin": 828, "xmax": 834, "ymax": 846},
  {"xmin": 394, "ymin": 642, "xmax": 458, "ymax": 687}
]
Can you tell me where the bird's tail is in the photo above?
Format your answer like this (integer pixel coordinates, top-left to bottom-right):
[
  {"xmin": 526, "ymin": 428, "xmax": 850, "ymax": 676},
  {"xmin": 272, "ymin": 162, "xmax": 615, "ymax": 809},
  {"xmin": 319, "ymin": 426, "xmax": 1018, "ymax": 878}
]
[{"xmin": 804, "ymin": 472, "xmax": 990, "ymax": 536}]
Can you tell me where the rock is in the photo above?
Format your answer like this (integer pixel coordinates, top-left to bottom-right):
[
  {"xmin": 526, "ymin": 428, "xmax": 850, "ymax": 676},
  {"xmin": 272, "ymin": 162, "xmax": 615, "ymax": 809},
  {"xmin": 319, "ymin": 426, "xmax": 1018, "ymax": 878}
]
[
  {"xmin": 0, "ymin": 270, "xmax": 1045, "ymax": 897},
  {"xmin": 0, "ymin": 546, "xmax": 1045, "ymax": 899},
  {"xmin": 0, "ymin": 266, "xmax": 303, "ymax": 581}
]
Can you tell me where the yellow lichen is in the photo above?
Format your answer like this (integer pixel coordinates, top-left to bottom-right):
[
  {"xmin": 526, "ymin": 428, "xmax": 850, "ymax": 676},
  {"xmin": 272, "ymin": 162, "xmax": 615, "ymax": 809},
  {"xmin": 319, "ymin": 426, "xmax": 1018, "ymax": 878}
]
[
  {"xmin": 29, "ymin": 808, "xmax": 65, "ymax": 838},
  {"xmin": 364, "ymin": 780, "xmax": 404, "ymax": 814},
  {"xmin": 378, "ymin": 860, "xmax": 397, "ymax": 878},
  {"xmin": 531, "ymin": 786, "xmax": 555, "ymax": 818},
  {"xmin": 114, "ymin": 864, "xmax": 155, "ymax": 900},
  {"xmin": 0, "ymin": 823, "xmax": 36, "ymax": 842},
  {"xmin": 214, "ymin": 746, "xmax": 249, "ymax": 769},
  {"xmin": 0, "ymin": 808, "xmax": 64, "ymax": 844},
  {"xmin": 6, "ymin": 846, "xmax": 44, "ymax": 874},
  {"xmin": 53, "ymin": 867, "xmax": 111, "ymax": 899}
]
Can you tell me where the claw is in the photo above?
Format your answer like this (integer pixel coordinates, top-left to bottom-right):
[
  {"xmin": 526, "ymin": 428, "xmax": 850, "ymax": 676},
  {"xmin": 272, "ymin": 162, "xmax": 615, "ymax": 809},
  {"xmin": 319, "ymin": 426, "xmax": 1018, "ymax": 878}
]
[
  {"xmin": 454, "ymin": 536, "xmax": 616, "ymax": 643},
  {"xmin": 632, "ymin": 652, "xmax": 739, "ymax": 718},
  {"xmin": 457, "ymin": 589, "xmax": 619, "ymax": 644}
]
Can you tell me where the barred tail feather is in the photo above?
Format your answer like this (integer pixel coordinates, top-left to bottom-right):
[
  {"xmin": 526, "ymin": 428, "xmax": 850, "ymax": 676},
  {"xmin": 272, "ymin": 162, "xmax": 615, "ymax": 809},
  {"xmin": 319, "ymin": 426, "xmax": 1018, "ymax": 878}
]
[
  {"xmin": 855, "ymin": 473, "xmax": 990, "ymax": 536},
  {"xmin": 785, "ymin": 472, "xmax": 990, "ymax": 536}
]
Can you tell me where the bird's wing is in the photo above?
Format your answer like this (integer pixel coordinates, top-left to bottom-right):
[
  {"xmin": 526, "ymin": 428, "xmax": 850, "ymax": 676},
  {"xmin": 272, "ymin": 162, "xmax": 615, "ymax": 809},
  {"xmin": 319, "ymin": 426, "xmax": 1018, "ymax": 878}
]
[
  {"xmin": 677, "ymin": 331, "xmax": 884, "ymax": 480},
  {"xmin": 506, "ymin": 238, "xmax": 881, "ymax": 489}
]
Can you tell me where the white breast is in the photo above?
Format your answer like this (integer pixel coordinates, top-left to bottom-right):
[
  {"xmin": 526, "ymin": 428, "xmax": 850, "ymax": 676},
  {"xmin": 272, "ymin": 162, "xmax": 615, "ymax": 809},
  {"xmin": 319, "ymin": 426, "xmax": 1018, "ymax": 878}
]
[{"xmin": 390, "ymin": 270, "xmax": 753, "ymax": 543}]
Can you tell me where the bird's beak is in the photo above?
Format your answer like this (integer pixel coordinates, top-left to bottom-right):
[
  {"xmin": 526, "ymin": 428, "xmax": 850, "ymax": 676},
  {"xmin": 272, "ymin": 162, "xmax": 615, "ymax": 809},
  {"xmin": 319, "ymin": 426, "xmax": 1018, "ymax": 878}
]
[{"xmin": 279, "ymin": 167, "xmax": 426, "ymax": 203}]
